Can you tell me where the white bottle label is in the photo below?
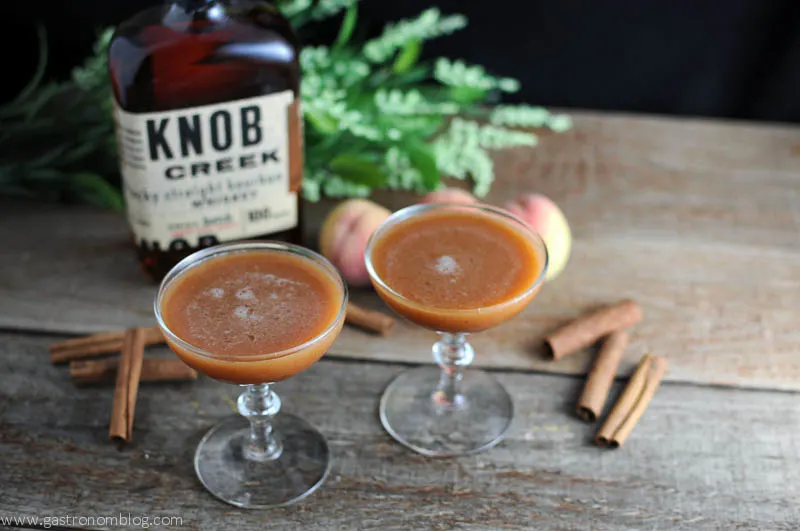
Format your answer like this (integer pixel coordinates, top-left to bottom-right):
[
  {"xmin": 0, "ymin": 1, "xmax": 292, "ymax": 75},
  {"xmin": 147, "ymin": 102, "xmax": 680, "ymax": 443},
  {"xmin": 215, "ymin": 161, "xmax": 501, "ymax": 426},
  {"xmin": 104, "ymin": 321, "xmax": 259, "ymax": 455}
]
[{"xmin": 113, "ymin": 90, "xmax": 298, "ymax": 250}]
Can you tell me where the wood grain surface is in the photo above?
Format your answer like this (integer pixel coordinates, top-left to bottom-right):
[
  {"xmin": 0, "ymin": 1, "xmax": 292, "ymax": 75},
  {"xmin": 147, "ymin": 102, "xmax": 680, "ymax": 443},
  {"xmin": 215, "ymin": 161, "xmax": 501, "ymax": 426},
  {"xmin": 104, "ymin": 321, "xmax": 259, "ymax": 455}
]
[
  {"xmin": 1, "ymin": 332, "xmax": 798, "ymax": 531},
  {"xmin": 0, "ymin": 112, "xmax": 798, "ymax": 390}
]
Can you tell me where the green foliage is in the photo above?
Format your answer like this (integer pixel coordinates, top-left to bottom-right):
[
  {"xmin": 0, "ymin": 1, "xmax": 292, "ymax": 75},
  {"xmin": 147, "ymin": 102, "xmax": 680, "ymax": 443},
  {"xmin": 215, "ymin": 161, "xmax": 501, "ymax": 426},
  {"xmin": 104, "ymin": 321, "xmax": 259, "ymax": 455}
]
[
  {"xmin": 0, "ymin": 28, "xmax": 122, "ymax": 209},
  {"xmin": 0, "ymin": 3, "xmax": 571, "ymax": 210}
]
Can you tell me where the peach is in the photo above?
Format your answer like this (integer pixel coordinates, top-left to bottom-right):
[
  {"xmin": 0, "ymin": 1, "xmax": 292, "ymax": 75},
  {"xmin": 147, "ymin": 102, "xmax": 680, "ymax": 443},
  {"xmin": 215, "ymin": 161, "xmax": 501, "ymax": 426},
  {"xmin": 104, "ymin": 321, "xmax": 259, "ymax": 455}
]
[
  {"xmin": 505, "ymin": 193, "xmax": 572, "ymax": 281},
  {"xmin": 419, "ymin": 188, "xmax": 478, "ymax": 205},
  {"xmin": 319, "ymin": 199, "xmax": 391, "ymax": 286}
]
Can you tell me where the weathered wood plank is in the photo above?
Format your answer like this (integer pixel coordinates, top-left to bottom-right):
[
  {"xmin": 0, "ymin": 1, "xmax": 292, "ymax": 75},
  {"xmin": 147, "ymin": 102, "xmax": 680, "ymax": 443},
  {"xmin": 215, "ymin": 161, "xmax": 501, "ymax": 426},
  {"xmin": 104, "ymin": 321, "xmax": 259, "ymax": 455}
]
[
  {"xmin": 0, "ymin": 111, "xmax": 799, "ymax": 390},
  {"xmin": 0, "ymin": 332, "xmax": 798, "ymax": 530}
]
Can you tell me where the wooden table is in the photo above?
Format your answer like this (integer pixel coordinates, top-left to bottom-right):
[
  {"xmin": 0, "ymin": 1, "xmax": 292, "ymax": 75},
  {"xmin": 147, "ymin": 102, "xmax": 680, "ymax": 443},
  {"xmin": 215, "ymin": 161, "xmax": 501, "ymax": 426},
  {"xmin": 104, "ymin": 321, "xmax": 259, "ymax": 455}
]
[{"xmin": 1, "ymin": 111, "xmax": 799, "ymax": 530}]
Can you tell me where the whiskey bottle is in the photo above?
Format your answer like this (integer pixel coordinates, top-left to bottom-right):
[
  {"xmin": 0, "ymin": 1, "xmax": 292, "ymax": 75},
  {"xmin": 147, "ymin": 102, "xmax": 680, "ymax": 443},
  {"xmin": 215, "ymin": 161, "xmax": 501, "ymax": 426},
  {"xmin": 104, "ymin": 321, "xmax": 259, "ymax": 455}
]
[{"xmin": 109, "ymin": 0, "xmax": 303, "ymax": 280}]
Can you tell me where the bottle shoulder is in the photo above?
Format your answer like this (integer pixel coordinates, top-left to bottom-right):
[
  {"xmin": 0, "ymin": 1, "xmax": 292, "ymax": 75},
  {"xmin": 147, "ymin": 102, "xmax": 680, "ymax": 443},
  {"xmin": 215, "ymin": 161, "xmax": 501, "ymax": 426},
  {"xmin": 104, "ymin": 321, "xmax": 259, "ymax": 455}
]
[
  {"xmin": 110, "ymin": 1, "xmax": 298, "ymax": 49},
  {"xmin": 109, "ymin": 0, "xmax": 300, "ymax": 112}
]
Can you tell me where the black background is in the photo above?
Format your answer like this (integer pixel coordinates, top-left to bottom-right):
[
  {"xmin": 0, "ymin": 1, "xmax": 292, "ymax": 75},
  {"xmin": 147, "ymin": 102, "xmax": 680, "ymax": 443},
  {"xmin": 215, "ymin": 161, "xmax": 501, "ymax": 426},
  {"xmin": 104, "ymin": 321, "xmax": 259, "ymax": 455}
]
[{"xmin": 5, "ymin": 0, "xmax": 800, "ymax": 123}]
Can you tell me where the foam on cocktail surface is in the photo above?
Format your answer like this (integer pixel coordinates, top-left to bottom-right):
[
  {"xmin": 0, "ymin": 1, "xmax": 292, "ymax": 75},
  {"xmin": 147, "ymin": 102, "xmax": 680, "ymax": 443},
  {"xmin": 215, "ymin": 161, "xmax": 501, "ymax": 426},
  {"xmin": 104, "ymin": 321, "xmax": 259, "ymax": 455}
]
[
  {"xmin": 188, "ymin": 273, "xmax": 310, "ymax": 348},
  {"xmin": 434, "ymin": 255, "xmax": 460, "ymax": 276},
  {"xmin": 163, "ymin": 254, "xmax": 341, "ymax": 358}
]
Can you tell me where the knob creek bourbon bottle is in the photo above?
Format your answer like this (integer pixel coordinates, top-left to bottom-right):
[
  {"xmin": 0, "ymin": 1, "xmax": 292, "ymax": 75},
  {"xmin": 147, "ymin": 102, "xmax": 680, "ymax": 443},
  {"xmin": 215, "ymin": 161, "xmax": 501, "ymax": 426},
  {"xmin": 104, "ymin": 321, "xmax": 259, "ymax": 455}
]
[{"xmin": 109, "ymin": 0, "xmax": 303, "ymax": 280}]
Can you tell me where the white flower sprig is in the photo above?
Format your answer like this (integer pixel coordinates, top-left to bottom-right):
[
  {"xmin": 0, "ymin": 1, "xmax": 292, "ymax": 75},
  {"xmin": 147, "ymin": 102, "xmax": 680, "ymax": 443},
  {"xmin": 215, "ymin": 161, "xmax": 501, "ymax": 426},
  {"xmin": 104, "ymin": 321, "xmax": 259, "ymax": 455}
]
[
  {"xmin": 309, "ymin": 0, "xmax": 358, "ymax": 20},
  {"xmin": 363, "ymin": 9, "xmax": 467, "ymax": 63},
  {"xmin": 434, "ymin": 58, "xmax": 520, "ymax": 93},
  {"xmin": 301, "ymin": 46, "xmax": 385, "ymax": 140},
  {"xmin": 384, "ymin": 147, "xmax": 425, "ymax": 192},
  {"xmin": 491, "ymin": 104, "xmax": 574, "ymax": 132},
  {"xmin": 375, "ymin": 89, "xmax": 459, "ymax": 116},
  {"xmin": 431, "ymin": 118, "xmax": 540, "ymax": 196}
]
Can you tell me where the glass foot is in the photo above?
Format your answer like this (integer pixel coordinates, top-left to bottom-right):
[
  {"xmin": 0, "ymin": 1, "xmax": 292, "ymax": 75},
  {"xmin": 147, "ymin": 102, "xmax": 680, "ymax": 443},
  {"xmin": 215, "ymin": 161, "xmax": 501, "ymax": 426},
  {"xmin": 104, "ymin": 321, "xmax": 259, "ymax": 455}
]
[
  {"xmin": 379, "ymin": 365, "xmax": 513, "ymax": 457},
  {"xmin": 194, "ymin": 414, "xmax": 330, "ymax": 508}
]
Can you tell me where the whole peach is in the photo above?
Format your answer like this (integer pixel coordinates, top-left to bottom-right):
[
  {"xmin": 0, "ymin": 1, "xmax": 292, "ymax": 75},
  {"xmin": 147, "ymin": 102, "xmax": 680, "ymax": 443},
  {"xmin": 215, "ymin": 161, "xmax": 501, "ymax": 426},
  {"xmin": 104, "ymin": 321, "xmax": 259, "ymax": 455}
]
[
  {"xmin": 505, "ymin": 194, "xmax": 572, "ymax": 281},
  {"xmin": 419, "ymin": 188, "xmax": 478, "ymax": 205},
  {"xmin": 319, "ymin": 199, "xmax": 391, "ymax": 286}
]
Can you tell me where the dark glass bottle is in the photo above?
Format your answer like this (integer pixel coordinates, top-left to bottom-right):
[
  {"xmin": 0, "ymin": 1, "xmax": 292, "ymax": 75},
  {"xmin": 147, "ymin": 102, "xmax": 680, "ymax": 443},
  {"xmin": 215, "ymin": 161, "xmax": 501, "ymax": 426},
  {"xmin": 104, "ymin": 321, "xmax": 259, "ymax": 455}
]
[{"xmin": 109, "ymin": 0, "xmax": 303, "ymax": 281}]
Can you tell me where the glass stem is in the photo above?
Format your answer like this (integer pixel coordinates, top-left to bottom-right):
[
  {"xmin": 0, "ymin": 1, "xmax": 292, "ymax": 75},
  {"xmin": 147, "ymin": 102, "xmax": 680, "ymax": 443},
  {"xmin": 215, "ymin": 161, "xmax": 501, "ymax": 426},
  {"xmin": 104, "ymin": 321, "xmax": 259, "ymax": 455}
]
[
  {"xmin": 432, "ymin": 332, "xmax": 474, "ymax": 408},
  {"xmin": 237, "ymin": 383, "xmax": 283, "ymax": 462}
]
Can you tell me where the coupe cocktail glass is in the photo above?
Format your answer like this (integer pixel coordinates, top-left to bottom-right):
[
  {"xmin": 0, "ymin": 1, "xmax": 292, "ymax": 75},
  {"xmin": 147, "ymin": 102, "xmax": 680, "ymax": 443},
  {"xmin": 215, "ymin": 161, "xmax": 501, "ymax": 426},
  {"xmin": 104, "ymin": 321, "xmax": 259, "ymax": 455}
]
[
  {"xmin": 365, "ymin": 204, "xmax": 548, "ymax": 456},
  {"xmin": 155, "ymin": 242, "xmax": 347, "ymax": 508}
]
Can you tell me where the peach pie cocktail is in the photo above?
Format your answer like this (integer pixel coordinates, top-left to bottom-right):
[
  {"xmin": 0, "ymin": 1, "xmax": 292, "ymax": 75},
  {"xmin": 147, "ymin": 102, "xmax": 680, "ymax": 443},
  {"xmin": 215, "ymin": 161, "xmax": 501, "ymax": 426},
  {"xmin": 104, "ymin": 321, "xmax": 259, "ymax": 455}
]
[
  {"xmin": 365, "ymin": 203, "xmax": 548, "ymax": 457},
  {"xmin": 155, "ymin": 242, "xmax": 347, "ymax": 509}
]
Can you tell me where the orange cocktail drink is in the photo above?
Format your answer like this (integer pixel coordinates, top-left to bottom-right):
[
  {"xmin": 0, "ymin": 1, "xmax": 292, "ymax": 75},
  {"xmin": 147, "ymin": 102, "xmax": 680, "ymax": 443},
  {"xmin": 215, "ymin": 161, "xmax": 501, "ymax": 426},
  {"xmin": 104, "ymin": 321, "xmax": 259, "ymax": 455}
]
[
  {"xmin": 155, "ymin": 242, "xmax": 347, "ymax": 509},
  {"xmin": 366, "ymin": 204, "xmax": 548, "ymax": 456}
]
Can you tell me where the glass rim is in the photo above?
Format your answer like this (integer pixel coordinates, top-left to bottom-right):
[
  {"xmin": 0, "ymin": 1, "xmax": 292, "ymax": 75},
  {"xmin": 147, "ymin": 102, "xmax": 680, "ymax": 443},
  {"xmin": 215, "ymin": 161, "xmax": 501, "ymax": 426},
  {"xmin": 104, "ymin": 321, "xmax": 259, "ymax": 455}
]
[
  {"xmin": 364, "ymin": 202, "xmax": 549, "ymax": 315},
  {"xmin": 154, "ymin": 241, "xmax": 349, "ymax": 363}
]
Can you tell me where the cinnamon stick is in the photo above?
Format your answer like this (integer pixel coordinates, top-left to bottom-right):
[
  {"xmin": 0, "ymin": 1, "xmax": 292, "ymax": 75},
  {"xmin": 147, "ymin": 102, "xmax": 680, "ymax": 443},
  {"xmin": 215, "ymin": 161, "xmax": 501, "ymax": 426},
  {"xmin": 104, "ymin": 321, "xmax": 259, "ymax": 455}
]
[
  {"xmin": 109, "ymin": 328, "xmax": 147, "ymax": 444},
  {"xmin": 596, "ymin": 354, "xmax": 668, "ymax": 448},
  {"xmin": 71, "ymin": 358, "xmax": 197, "ymax": 386},
  {"xmin": 50, "ymin": 326, "xmax": 164, "ymax": 364},
  {"xmin": 346, "ymin": 302, "xmax": 395, "ymax": 335},
  {"xmin": 576, "ymin": 330, "xmax": 628, "ymax": 422},
  {"xmin": 545, "ymin": 299, "xmax": 642, "ymax": 360},
  {"xmin": 52, "ymin": 330, "xmax": 128, "ymax": 351}
]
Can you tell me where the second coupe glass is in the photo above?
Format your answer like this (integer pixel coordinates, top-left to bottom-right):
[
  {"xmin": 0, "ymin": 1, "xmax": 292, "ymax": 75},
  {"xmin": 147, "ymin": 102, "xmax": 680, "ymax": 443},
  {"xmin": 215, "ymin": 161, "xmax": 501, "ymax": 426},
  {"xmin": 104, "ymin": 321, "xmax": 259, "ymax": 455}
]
[{"xmin": 365, "ymin": 203, "xmax": 548, "ymax": 457}]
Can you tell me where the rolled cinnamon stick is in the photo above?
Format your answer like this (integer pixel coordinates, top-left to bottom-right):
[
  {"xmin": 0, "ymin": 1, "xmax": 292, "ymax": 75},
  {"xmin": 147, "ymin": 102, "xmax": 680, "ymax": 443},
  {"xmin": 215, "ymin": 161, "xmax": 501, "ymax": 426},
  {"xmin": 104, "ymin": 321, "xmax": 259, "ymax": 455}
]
[
  {"xmin": 71, "ymin": 358, "xmax": 197, "ymax": 386},
  {"xmin": 545, "ymin": 299, "xmax": 642, "ymax": 360},
  {"xmin": 576, "ymin": 330, "xmax": 628, "ymax": 422},
  {"xmin": 109, "ymin": 328, "xmax": 147, "ymax": 444},
  {"xmin": 52, "ymin": 330, "xmax": 127, "ymax": 351},
  {"xmin": 596, "ymin": 354, "xmax": 668, "ymax": 448},
  {"xmin": 346, "ymin": 302, "xmax": 395, "ymax": 335},
  {"xmin": 50, "ymin": 327, "xmax": 164, "ymax": 364}
]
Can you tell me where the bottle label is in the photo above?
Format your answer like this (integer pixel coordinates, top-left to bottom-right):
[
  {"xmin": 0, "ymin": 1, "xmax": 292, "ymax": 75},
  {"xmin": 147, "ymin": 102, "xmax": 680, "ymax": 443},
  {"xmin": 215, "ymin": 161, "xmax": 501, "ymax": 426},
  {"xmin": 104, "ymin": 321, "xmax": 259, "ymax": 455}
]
[{"xmin": 113, "ymin": 90, "xmax": 299, "ymax": 250}]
